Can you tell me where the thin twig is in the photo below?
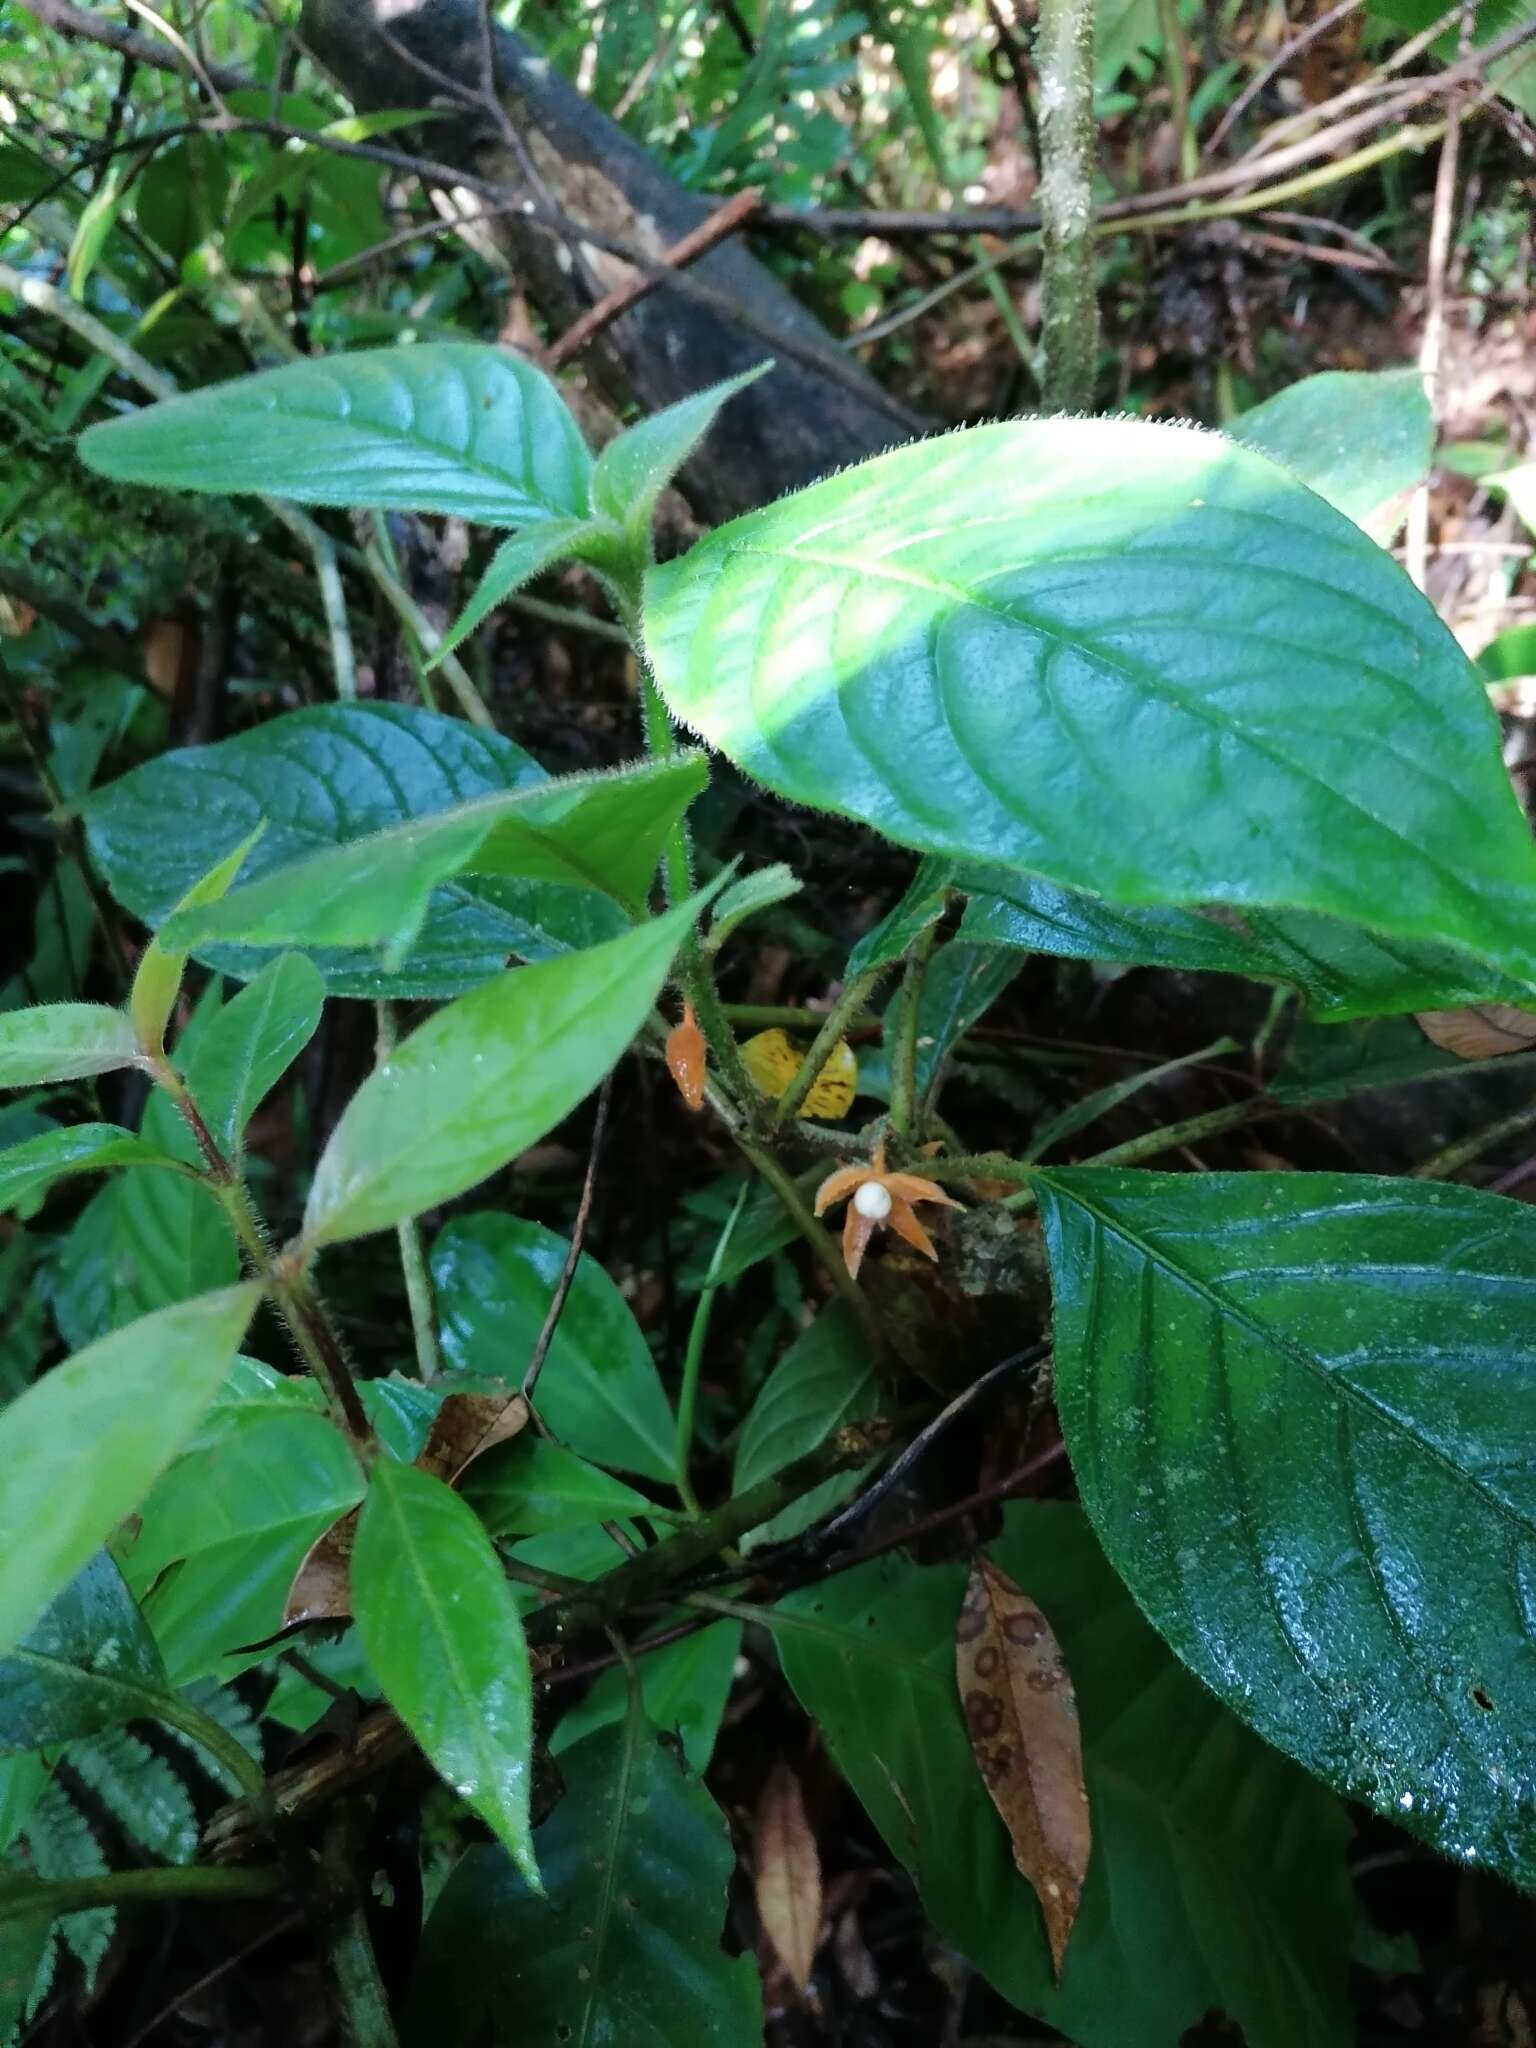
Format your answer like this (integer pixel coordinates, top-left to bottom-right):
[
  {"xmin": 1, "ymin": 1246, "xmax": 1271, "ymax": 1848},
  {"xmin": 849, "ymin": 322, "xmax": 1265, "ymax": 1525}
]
[
  {"xmin": 1205, "ymin": 0, "xmax": 1366, "ymax": 155},
  {"xmin": 1407, "ymin": 5, "xmax": 1472, "ymax": 591},
  {"xmin": 523, "ymin": 1074, "xmax": 612, "ymax": 1402}
]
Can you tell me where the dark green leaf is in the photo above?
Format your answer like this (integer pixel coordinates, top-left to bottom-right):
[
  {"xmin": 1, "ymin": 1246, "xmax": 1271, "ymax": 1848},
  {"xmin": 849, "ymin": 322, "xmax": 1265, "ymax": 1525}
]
[
  {"xmin": 85, "ymin": 704, "xmax": 627, "ymax": 998},
  {"xmin": 434, "ymin": 1213, "xmax": 677, "ymax": 1483},
  {"xmin": 404, "ymin": 1716, "xmax": 763, "ymax": 2047},
  {"xmin": 1036, "ymin": 1167, "xmax": 1536, "ymax": 1887},
  {"xmin": 645, "ymin": 418, "xmax": 1536, "ymax": 982},
  {"xmin": 354, "ymin": 1459, "xmax": 539, "ymax": 1886},
  {"xmin": 0, "ymin": 1005, "xmax": 140, "ymax": 1088},
  {"xmin": 1233, "ymin": 370, "xmax": 1432, "ymax": 530},
  {"xmin": 775, "ymin": 1502, "xmax": 1352, "ymax": 2047},
  {"xmin": 732, "ymin": 1302, "xmax": 877, "ymax": 1548},
  {"xmin": 844, "ymin": 859, "xmax": 951, "ymax": 978},
  {"xmin": 463, "ymin": 1437, "xmax": 665, "ymax": 1538},
  {"xmin": 549, "ymin": 1618, "xmax": 742, "ymax": 1771},
  {"xmin": 0, "ymin": 1125, "xmax": 191, "ymax": 1218},
  {"xmin": 304, "ymin": 896, "xmax": 701, "ymax": 1246},
  {"xmin": 78, "ymin": 344, "xmax": 592, "ymax": 525},
  {"xmin": 160, "ymin": 756, "xmax": 708, "ymax": 962},
  {"xmin": 0, "ymin": 1286, "xmax": 257, "ymax": 1655},
  {"xmin": 0, "ymin": 1555, "xmax": 167, "ymax": 1756}
]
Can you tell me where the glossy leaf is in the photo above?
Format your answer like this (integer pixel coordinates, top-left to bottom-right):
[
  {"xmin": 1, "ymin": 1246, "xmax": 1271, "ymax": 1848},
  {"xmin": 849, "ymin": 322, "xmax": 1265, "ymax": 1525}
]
[
  {"xmin": 121, "ymin": 1407, "xmax": 364, "ymax": 1683},
  {"xmin": 463, "ymin": 1436, "xmax": 663, "ymax": 1539},
  {"xmin": 732, "ymin": 1302, "xmax": 877, "ymax": 1549},
  {"xmin": 1233, "ymin": 369, "xmax": 1432, "ymax": 531},
  {"xmin": 404, "ymin": 1716, "xmax": 763, "ymax": 2048},
  {"xmin": 956, "ymin": 860, "xmax": 1536, "ymax": 1023},
  {"xmin": 0, "ymin": 1555, "xmax": 168, "ymax": 1756},
  {"xmin": 646, "ymin": 416, "xmax": 1536, "ymax": 982},
  {"xmin": 845, "ymin": 861, "xmax": 950, "ymax": 978},
  {"xmin": 0, "ymin": 1286, "xmax": 256, "ymax": 1655},
  {"xmin": 0, "ymin": 1124, "xmax": 191, "ymax": 1217},
  {"xmin": 129, "ymin": 827, "xmax": 263, "ymax": 1056},
  {"xmin": 79, "ymin": 344, "xmax": 592, "ymax": 525},
  {"xmin": 775, "ymin": 1502, "xmax": 1352, "ymax": 2047},
  {"xmin": 549, "ymin": 1617, "xmax": 742, "ymax": 1772},
  {"xmin": 305, "ymin": 896, "xmax": 700, "ymax": 1246},
  {"xmin": 435, "ymin": 520, "xmax": 606, "ymax": 667},
  {"xmin": 84, "ymin": 703, "xmax": 627, "ymax": 999},
  {"xmin": 1036, "ymin": 1167, "xmax": 1536, "ymax": 1888},
  {"xmin": 434, "ymin": 1213, "xmax": 677, "ymax": 1483},
  {"xmin": 702, "ymin": 861, "xmax": 801, "ymax": 955},
  {"xmin": 353, "ymin": 1459, "xmax": 539, "ymax": 1887},
  {"xmin": 0, "ymin": 1005, "xmax": 140, "ymax": 1088},
  {"xmin": 160, "ymin": 755, "xmax": 708, "ymax": 961},
  {"xmin": 591, "ymin": 366, "xmax": 770, "ymax": 533},
  {"xmin": 179, "ymin": 953, "xmax": 326, "ymax": 1158}
]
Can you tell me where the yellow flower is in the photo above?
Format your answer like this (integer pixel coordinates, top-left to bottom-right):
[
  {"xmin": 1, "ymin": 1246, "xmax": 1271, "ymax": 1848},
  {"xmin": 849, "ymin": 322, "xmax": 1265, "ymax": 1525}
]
[{"xmin": 813, "ymin": 1138, "xmax": 963, "ymax": 1279}]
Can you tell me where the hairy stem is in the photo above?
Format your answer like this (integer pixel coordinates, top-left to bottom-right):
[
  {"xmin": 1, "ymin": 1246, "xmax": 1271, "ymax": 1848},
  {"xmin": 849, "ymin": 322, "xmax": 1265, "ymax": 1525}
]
[
  {"xmin": 1036, "ymin": 0, "xmax": 1099, "ymax": 410},
  {"xmin": 888, "ymin": 924, "xmax": 939, "ymax": 1137},
  {"xmin": 770, "ymin": 967, "xmax": 886, "ymax": 1131},
  {"xmin": 0, "ymin": 1867, "xmax": 283, "ymax": 1922}
]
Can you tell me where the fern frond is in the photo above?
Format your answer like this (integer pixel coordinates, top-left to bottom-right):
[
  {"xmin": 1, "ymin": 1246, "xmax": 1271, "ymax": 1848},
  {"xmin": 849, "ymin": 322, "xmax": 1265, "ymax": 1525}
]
[
  {"xmin": 68, "ymin": 1732, "xmax": 197, "ymax": 1867},
  {"xmin": 22, "ymin": 1780, "xmax": 111, "ymax": 1993}
]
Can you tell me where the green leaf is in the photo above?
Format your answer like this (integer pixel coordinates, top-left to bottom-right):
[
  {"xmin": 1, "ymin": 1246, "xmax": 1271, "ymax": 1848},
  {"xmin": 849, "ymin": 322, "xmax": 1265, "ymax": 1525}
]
[
  {"xmin": 435, "ymin": 520, "xmax": 607, "ymax": 668},
  {"xmin": 0, "ymin": 1005, "xmax": 140, "ymax": 1089},
  {"xmin": 549, "ymin": 1618, "xmax": 742, "ymax": 1772},
  {"xmin": 463, "ymin": 1437, "xmax": 664, "ymax": 1538},
  {"xmin": 160, "ymin": 756, "xmax": 708, "ymax": 963},
  {"xmin": 433, "ymin": 1214, "xmax": 677, "ymax": 1484},
  {"xmin": 875, "ymin": 940, "xmax": 1020, "ymax": 1106},
  {"xmin": 1233, "ymin": 370, "xmax": 1433, "ymax": 532},
  {"xmin": 304, "ymin": 895, "xmax": 702, "ymax": 1247},
  {"xmin": 0, "ymin": 1555, "xmax": 167, "ymax": 1756},
  {"xmin": 353, "ymin": 1458, "xmax": 539, "ymax": 1888},
  {"xmin": 84, "ymin": 704, "xmax": 627, "ymax": 999},
  {"xmin": 0, "ymin": 1286, "xmax": 257, "ymax": 1656},
  {"xmin": 1035, "ymin": 1166, "xmax": 1536, "ymax": 1888},
  {"xmin": 129, "ymin": 825, "xmax": 264, "ymax": 1056},
  {"xmin": 645, "ymin": 417, "xmax": 1536, "ymax": 984},
  {"xmin": 78, "ymin": 344, "xmax": 592, "ymax": 526},
  {"xmin": 732, "ymin": 1302, "xmax": 877, "ymax": 1549},
  {"xmin": 775, "ymin": 1502, "xmax": 1352, "ymax": 2048},
  {"xmin": 178, "ymin": 953, "xmax": 326, "ymax": 1158},
  {"xmin": 590, "ymin": 366, "xmax": 771, "ymax": 533},
  {"xmin": 1369, "ymin": 0, "xmax": 1536, "ymax": 118},
  {"xmin": 403, "ymin": 1716, "xmax": 763, "ymax": 2047},
  {"xmin": 66, "ymin": 162, "xmax": 126, "ymax": 301},
  {"xmin": 955, "ymin": 861, "xmax": 1536, "ymax": 1022},
  {"xmin": 845, "ymin": 859, "xmax": 951, "ymax": 978},
  {"xmin": 121, "ymin": 1407, "xmax": 364, "ymax": 1683},
  {"xmin": 0, "ymin": 1124, "xmax": 192, "ymax": 1218},
  {"xmin": 68, "ymin": 1728, "xmax": 197, "ymax": 1865},
  {"xmin": 702, "ymin": 861, "xmax": 802, "ymax": 955}
]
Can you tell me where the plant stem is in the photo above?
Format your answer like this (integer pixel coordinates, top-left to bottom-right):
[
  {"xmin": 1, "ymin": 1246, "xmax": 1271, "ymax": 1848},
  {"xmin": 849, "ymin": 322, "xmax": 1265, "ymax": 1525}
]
[
  {"xmin": 321, "ymin": 1811, "xmax": 401, "ymax": 2048},
  {"xmin": 888, "ymin": 924, "xmax": 938, "ymax": 1137},
  {"xmin": 1412, "ymin": 1098, "xmax": 1536, "ymax": 1182},
  {"xmin": 375, "ymin": 1004, "xmax": 441, "ymax": 1381},
  {"xmin": 153, "ymin": 1691, "xmax": 280, "ymax": 1831},
  {"xmin": 724, "ymin": 1002, "xmax": 881, "ymax": 1032},
  {"xmin": 674, "ymin": 1184, "xmax": 749, "ymax": 1517},
  {"xmin": 1001, "ymin": 1096, "xmax": 1265, "ymax": 1208},
  {"xmin": 1035, "ymin": 0, "xmax": 1100, "ymax": 410},
  {"xmin": 0, "ymin": 1867, "xmax": 283, "ymax": 1923},
  {"xmin": 770, "ymin": 967, "xmax": 886, "ymax": 1131},
  {"xmin": 734, "ymin": 1134, "xmax": 887, "ymax": 1357},
  {"xmin": 1157, "ymin": 0, "xmax": 1200, "ymax": 181}
]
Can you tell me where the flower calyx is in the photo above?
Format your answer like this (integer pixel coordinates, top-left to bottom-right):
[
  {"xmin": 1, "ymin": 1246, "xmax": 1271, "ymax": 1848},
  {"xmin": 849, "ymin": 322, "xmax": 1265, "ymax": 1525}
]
[{"xmin": 813, "ymin": 1137, "xmax": 963, "ymax": 1279}]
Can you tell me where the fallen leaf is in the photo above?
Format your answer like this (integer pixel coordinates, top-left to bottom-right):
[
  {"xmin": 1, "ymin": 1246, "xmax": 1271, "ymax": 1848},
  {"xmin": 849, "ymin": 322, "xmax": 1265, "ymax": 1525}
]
[
  {"xmin": 1417, "ymin": 1004, "xmax": 1536, "ymax": 1060},
  {"xmin": 284, "ymin": 1506, "xmax": 358, "ymax": 1627},
  {"xmin": 955, "ymin": 1555, "xmax": 1091, "ymax": 1981},
  {"xmin": 417, "ymin": 1390, "xmax": 529, "ymax": 1485},
  {"xmin": 754, "ymin": 1762, "xmax": 821, "ymax": 1995}
]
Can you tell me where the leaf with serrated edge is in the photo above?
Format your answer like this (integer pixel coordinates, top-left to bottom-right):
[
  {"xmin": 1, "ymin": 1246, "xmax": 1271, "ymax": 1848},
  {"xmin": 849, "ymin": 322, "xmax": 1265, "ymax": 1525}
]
[
  {"xmin": 79, "ymin": 344, "xmax": 592, "ymax": 525},
  {"xmin": 646, "ymin": 416, "xmax": 1536, "ymax": 983},
  {"xmin": 1036, "ymin": 1166, "xmax": 1536, "ymax": 1888},
  {"xmin": 956, "ymin": 1556, "xmax": 1090, "ymax": 1980},
  {"xmin": 754, "ymin": 1761, "xmax": 821, "ymax": 1993}
]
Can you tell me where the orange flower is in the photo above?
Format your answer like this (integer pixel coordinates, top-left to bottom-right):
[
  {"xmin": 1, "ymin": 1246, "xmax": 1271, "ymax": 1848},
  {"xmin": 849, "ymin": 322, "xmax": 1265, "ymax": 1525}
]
[
  {"xmin": 813, "ymin": 1138, "xmax": 963, "ymax": 1279},
  {"xmin": 665, "ymin": 1000, "xmax": 707, "ymax": 1111}
]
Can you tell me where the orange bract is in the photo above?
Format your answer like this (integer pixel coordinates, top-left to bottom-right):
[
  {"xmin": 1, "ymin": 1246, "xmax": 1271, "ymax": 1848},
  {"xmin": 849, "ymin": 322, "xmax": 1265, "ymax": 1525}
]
[
  {"xmin": 813, "ymin": 1138, "xmax": 963, "ymax": 1279},
  {"xmin": 665, "ymin": 999, "xmax": 707, "ymax": 1111}
]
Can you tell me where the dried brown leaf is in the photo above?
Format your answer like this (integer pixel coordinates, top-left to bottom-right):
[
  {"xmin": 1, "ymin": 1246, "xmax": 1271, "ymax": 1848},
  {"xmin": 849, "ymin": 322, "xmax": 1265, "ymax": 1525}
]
[
  {"xmin": 283, "ymin": 1506, "xmax": 358, "ymax": 1627},
  {"xmin": 417, "ymin": 1390, "xmax": 530, "ymax": 1486},
  {"xmin": 956, "ymin": 1555, "xmax": 1091, "ymax": 1981},
  {"xmin": 1416, "ymin": 1004, "xmax": 1536, "ymax": 1060},
  {"xmin": 754, "ymin": 1762, "xmax": 821, "ymax": 1995}
]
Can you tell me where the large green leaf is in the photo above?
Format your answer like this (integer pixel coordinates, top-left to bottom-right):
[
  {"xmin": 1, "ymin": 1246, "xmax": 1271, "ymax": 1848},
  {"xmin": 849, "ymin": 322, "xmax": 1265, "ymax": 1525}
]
[
  {"xmin": 159, "ymin": 756, "xmax": 708, "ymax": 963},
  {"xmin": 0, "ymin": 1005, "xmax": 140, "ymax": 1088},
  {"xmin": 433, "ymin": 1213, "xmax": 677, "ymax": 1484},
  {"xmin": 1035, "ymin": 1167, "xmax": 1536, "ymax": 1887},
  {"xmin": 0, "ymin": 1555, "xmax": 167, "ymax": 1755},
  {"xmin": 78, "ymin": 344, "xmax": 592, "ymax": 525},
  {"xmin": 305, "ymin": 897, "xmax": 700, "ymax": 1246},
  {"xmin": 0, "ymin": 1125, "xmax": 192, "ymax": 1218},
  {"xmin": 775, "ymin": 1503, "xmax": 1352, "ymax": 2047},
  {"xmin": 403, "ymin": 1715, "xmax": 763, "ymax": 2047},
  {"xmin": 732, "ymin": 1302, "xmax": 877, "ymax": 1548},
  {"xmin": 1233, "ymin": 370, "xmax": 1432, "ymax": 531},
  {"xmin": 0, "ymin": 1286, "xmax": 257, "ymax": 1655},
  {"xmin": 120, "ymin": 1407, "xmax": 364, "ymax": 1683},
  {"xmin": 548, "ymin": 1619, "xmax": 742, "ymax": 1772},
  {"xmin": 353, "ymin": 1459, "xmax": 539, "ymax": 1887},
  {"xmin": 955, "ymin": 859, "xmax": 1536, "ymax": 1022},
  {"xmin": 645, "ymin": 417, "xmax": 1536, "ymax": 983},
  {"xmin": 84, "ymin": 704, "xmax": 627, "ymax": 1000}
]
